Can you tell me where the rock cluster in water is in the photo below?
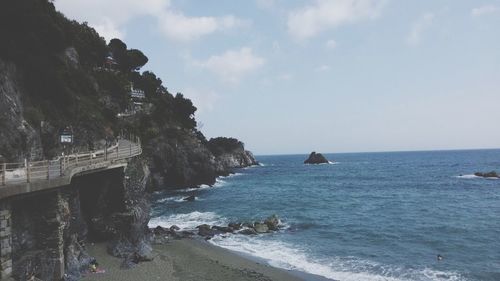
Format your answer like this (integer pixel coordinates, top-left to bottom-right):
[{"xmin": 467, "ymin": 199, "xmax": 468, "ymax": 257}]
[
  {"xmin": 304, "ymin": 152, "xmax": 330, "ymax": 164},
  {"xmin": 474, "ymin": 171, "xmax": 499, "ymax": 178},
  {"xmin": 152, "ymin": 215, "xmax": 282, "ymax": 242}
]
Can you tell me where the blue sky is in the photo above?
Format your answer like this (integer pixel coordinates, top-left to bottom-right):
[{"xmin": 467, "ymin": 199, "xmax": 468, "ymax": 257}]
[{"xmin": 56, "ymin": 0, "xmax": 500, "ymax": 155}]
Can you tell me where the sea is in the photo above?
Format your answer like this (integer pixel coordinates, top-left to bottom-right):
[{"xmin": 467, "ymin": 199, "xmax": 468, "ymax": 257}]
[{"xmin": 149, "ymin": 149, "xmax": 500, "ymax": 281}]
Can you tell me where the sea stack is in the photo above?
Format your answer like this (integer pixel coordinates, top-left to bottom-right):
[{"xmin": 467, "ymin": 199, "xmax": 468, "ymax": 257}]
[
  {"xmin": 304, "ymin": 152, "xmax": 330, "ymax": 164},
  {"xmin": 474, "ymin": 171, "xmax": 499, "ymax": 178}
]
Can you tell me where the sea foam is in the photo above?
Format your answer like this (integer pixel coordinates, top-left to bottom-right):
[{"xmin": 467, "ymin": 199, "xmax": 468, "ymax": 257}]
[
  {"xmin": 148, "ymin": 211, "xmax": 227, "ymax": 230},
  {"xmin": 208, "ymin": 234, "xmax": 466, "ymax": 281}
]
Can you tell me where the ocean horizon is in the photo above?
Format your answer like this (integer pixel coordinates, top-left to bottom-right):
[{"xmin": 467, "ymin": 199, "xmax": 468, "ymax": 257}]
[
  {"xmin": 256, "ymin": 147, "xmax": 500, "ymax": 157},
  {"xmin": 151, "ymin": 149, "xmax": 500, "ymax": 281}
]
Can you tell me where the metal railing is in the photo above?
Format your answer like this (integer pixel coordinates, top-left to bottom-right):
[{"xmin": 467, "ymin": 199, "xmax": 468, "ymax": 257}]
[{"xmin": 0, "ymin": 138, "xmax": 142, "ymax": 186}]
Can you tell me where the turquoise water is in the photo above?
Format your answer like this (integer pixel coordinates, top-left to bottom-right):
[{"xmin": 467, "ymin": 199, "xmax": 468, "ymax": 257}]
[{"xmin": 150, "ymin": 149, "xmax": 500, "ymax": 281}]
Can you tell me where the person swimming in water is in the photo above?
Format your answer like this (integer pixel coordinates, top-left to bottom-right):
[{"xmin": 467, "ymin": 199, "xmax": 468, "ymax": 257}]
[{"xmin": 437, "ymin": 254, "xmax": 443, "ymax": 261}]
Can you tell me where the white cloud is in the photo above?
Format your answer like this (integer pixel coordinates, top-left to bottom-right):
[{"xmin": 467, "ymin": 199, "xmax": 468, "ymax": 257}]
[
  {"xmin": 287, "ymin": 0, "xmax": 387, "ymax": 40},
  {"xmin": 316, "ymin": 65, "xmax": 331, "ymax": 72},
  {"xmin": 157, "ymin": 11, "xmax": 218, "ymax": 41},
  {"xmin": 407, "ymin": 13, "xmax": 434, "ymax": 46},
  {"xmin": 192, "ymin": 48, "xmax": 265, "ymax": 83},
  {"xmin": 256, "ymin": 0, "xmax": 278, "ymax": 10},
  {"xmin": 181, "ymin": 87, "xmax": 220, "ymax": 114},
  {"xmin": 91, "ymin": 18, "xmax": 126, "ymax": 41},
  {"xmin": 55, "ymin": 0, "xmax": 247, "ymax": 42},
  {"xmin": 326, "ymin": 39, "xmax": 337, "ymax": 49},
  {"xmin": 471, "ymin": 5, "xmax": 499, "ymax": 17}
]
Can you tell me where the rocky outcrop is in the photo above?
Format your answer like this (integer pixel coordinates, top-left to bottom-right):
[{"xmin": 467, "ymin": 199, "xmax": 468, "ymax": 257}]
[
  {"xmin": 146, "ymin": 129, "xmax": 220, "ymax": 189},
  {"xmin": 209, "ymin": 137, "xmax": 258, "ymax": 176},
  {"xmin": 304, "ymin": 152, "xmax": 329, "ymax": 164},
  {"xmin": 213, "ymin": 150, "xmax": 258, "ymax": 176},
  {"xmin": 146, "ymin": 131, "xmax": 257, "ymax": 190},
  {"xmin": 474, "ymin": 171, "xmax": 499, "ymax": 178}
]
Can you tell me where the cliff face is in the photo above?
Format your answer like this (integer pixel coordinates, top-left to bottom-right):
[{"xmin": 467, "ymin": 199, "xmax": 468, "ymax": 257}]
[
  {"xmin": 0, "ymin": 59, "xmax": 42, "ymax": 162},
  {"xmin": 214, "ymin": 150, "xmax": 258, "ymax": 175}
]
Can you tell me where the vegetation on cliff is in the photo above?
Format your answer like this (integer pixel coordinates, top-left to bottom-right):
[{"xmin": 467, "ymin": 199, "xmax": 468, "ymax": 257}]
[{"xmin": 0, "ymin": 0, "xmax": 256, "ymax": 188}]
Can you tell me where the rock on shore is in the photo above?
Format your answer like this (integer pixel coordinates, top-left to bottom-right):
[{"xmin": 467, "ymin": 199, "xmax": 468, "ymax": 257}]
[{"xmin": 152, "ymin": 215, "xmax": 283, "ymax": 241}]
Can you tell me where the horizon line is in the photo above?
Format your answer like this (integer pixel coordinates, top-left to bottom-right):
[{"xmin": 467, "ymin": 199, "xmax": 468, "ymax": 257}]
[{"xmin": 255, "ymin": 147, "xmax": 500, "ymax": 157}]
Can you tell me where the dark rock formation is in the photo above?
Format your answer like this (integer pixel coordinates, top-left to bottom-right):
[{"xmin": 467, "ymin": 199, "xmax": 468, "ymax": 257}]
[
  {"xmin": 212, "ymin": 226, "xmax": 234, "ymax": 233},
  {"xmin": 474, "ymin": 171, "xmax": 499, "ymax": 178},
  {"xmin": 304, "ymin": 152, "xmax": 329, "ymax": 164},
  {"xmin": 151, "ymin": 215, "xmax": 284, "ymax": 242},
  {"xmin": 196, "ymin": 224, "xmax": 217, "ymax": 237},
  {"xmin": 208, "ymin": 137, "xmax": 258, "ymax": 176},
  {"xmin": 146, "ymin": 132, "xmax": 258, "ymax": 191}
]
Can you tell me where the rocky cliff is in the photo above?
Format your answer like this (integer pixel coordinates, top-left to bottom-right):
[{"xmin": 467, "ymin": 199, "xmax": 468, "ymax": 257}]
[
  {"xmin": 146, "ymin": 130, "xmax": 258, "ymax": 190},
  {"xmin": 0, "ymin": 59, "xmax": 42, "ymax": 162},
  {"xmin": 0, "ymin": 1, "xmax": 257, "ymax": 279}
]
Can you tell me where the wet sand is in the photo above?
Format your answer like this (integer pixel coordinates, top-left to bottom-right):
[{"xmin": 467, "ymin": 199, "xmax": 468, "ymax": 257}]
[{"xmin": 81, "ymin": 239, "xmax": 307, "ymax": 281}]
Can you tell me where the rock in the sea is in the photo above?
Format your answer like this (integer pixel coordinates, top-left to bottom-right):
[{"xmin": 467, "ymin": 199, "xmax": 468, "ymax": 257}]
[
  {"xmin": 238, "ymin": 228, "xmax": 258, "ymax": 235},
  {"xmin": 264, "ymin": 215, "xmax": 280, "ymax": 231},
  {"xmin": 182, "ymin": 195, "xmax": 196, "ymax": 202},
  {"xmin": 170, "ymin": 225, "xmax": 181, "ymax": 231},
  {"xmin": 212, "ymin": 226, "xmax": 234, "ymax": 233},
  {"xmin": 253, "ymin": 223, "xmax": 269, "ymax": 233},
  {"xmin": 228, "ymin": 222, "xmax": 242, "ymax": 231},
  {"xmin": 474, "ymin": 171, "xmax": 499, "ymax": 178},
  {"xmin": 304, "ymin": 152, "xmax": 329, "ymax": 164}
]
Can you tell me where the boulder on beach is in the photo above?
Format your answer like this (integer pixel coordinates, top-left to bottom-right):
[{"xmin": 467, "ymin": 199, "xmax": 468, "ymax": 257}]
[
  {"xmin": 304, "ymin": 152, "xmax": 329, "ymax": 164},
  {"xmin": 196, "ymin": 224, "xmax": 224, "ymax": 237},
  {"xmin": 474, "ymin": 171, "xmax": 499, "ymax": 178}
]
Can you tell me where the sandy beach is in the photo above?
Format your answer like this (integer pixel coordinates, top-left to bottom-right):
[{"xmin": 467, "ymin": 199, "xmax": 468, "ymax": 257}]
[{"xmin": 80, "ymin": 239, "xmax": 309, "ymax": 281}]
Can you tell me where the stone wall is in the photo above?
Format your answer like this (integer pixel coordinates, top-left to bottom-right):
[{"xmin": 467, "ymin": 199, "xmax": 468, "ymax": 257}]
[
  {"xmin": 10, "ymin": 191, "xmax": 67, "ymax": 281},
  {"xmin": 0, "ymin": 202, "xmax": 12, "ymax": 279},
  {"xmin": 2, "ymin": 160, "xmax": 151, "ymax": 280}
]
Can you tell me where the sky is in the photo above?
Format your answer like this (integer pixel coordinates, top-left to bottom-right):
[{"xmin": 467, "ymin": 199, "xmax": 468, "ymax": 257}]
[{"xmin": 55, "ymin": 0, "xmax": 500, "ymax": 155}]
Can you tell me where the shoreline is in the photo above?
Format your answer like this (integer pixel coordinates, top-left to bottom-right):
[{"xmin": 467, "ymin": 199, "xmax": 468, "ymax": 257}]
[{"xmin": 80, "ymin": 238, "xmax": 330, "ymax": 281}]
